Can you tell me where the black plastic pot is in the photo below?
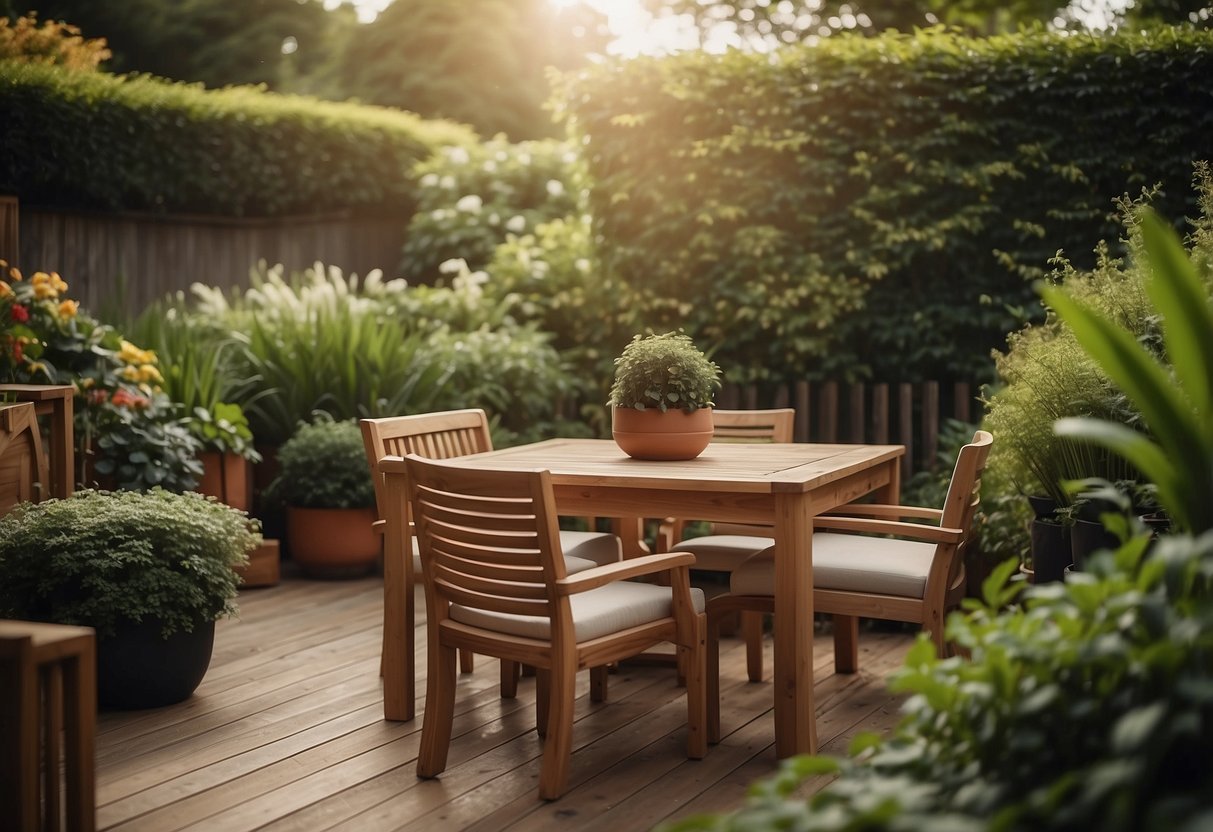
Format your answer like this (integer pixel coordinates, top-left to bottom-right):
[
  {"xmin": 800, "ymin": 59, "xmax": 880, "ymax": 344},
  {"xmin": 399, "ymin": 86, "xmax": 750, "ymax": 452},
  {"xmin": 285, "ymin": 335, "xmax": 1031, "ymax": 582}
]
[
  {"xmin": 97, "ymin": 618, "xmax": 216, "ymax": 710},
  {"xmin": 1070, "ymin": 518, "xmax": 1120, "ymax": 571},
  {"xmin": 1030, "ymin": 518, "xmax": 1071, "ymax": 584},
  {"xmin": 1027, "ymin": 495, "xmax": 1060, "ymax": 520}
]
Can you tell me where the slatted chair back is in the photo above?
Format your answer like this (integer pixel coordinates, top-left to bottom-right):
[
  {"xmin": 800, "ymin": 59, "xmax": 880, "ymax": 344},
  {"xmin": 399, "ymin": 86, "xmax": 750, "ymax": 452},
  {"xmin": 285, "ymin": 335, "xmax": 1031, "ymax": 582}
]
[
  {"xmin": 405, "ymin": 455, "xmax": 568, "ymax": 622},
  {"xmin": 361, "ymin": 409, "xmax": 493, "ymax": 525},
  {"xmin": 710, "ymin": 409, "xmax": 794, "ymax": 444},
  {"xmin": 0, "ymin": 402, "xmax": 48, "ymax": 514},
  {"xmin": 934, "ymin": 429, "xmax": 994, "ymax": 595}
]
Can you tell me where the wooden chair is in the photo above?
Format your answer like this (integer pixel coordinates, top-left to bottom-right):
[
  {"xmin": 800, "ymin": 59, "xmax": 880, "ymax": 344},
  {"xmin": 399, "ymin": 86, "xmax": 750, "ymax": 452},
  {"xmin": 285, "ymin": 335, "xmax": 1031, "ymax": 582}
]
[
  {"xmin": 404, "ymin": 454, "xmax": 707, "ymax": 800},
  {"xmin": 0, "ymin": 402, "xmax": 49, "ymax": 514},
  {"xmin": 360, "ymin": 410, "xmax": 622, "ymax": 700},
  {"xmin": 656, "ymin": 408, "xmax": 794, "ymax": 680},
  {"xmin": 704, "ymin": 430, "xmax": 993, "ymax": 742}
]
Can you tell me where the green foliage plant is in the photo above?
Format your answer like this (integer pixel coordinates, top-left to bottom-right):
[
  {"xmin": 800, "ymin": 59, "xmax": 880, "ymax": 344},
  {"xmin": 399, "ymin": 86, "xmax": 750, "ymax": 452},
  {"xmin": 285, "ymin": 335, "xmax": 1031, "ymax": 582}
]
[
  {"xmin": 0, "ymin": 59, "xmax": 473, "ymax": 217},
  {"xmin": 561, "ymin": 26, "xmax": 1213, "ymax": 383},
  {"xmin": 608, "ymin": 332, "xmax": 721, "ymax": 413},
  {"xmin": 1046, "ymin": 209, "xmax": 1213, "ymax": 535},
  {"xmin": 0, "ymin": 488, "xmax": 259, "ymax": 638},
  {"xmin": 400, "ymin": 138, "xmax": 583, "ymax": 283},
  {"xmin": 268, "ymin": 415, "xmax": 374, "ymax": 510},
  {"xmin": 128, "ymin": 304, "xmax": 262, "ymax": 460}
]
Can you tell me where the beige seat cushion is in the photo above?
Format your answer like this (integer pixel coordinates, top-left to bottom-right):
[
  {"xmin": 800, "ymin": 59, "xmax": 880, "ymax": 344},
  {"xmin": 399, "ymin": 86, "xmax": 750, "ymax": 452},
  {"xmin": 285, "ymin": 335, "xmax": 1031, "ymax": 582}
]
[
  {"xmin": 450, "ymin": 582, "xmax": 706, "ymax": 642},
  {"xmin": 411, "ymin": 531, "xmax": 619, "ymax": 575},
  {"xmin": 729, "ymin": 533, "xmax": 936, "ymax": 599},
  {"xmin": 671, "ymin": 534, "xmax": 773, "ymax": 573}
]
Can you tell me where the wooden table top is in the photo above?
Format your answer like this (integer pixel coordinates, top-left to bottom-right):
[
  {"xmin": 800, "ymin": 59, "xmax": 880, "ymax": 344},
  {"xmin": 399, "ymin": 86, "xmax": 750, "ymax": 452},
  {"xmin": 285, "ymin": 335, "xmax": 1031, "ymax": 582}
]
[{"xmin": 382, "ymin": 438, "xmax": 903, "ymax": 495}]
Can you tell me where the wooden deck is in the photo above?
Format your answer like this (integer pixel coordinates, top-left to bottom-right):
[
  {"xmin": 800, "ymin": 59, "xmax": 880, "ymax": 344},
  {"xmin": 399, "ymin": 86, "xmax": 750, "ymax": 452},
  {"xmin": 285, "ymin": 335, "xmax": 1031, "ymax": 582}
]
[{"xmin": 94, "ymin": 572, "xmax": 913, "ymax": 831}]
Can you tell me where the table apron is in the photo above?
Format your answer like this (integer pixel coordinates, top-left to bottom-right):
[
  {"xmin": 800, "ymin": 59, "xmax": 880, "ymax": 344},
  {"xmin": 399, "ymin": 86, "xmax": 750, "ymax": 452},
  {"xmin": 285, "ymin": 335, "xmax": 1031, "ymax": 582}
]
[{"xmin": 549, "ymin": 464, "xmax": 893, "ymax": 525}]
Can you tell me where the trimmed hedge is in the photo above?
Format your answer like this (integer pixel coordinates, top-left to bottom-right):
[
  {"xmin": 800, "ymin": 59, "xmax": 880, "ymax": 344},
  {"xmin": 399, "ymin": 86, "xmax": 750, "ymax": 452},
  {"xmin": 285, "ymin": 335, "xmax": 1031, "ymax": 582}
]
[
  {"xmin": 0, "ymin": 60, "xmax": 475, "ymax": 216},
  {"xmin": 561, "ymin": 26, "xmax": 1213, "ymax": 382}
]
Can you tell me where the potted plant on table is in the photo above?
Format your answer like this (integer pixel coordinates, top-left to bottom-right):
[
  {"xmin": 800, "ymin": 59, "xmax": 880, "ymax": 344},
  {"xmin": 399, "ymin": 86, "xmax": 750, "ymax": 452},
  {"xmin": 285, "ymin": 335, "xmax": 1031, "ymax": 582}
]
[
  {"xmin": 608, "ymin": 331, "xmax": 722, "ymax": 461},
  {"xmin": 0, "ymin": 488, "xmax": 260, "ymax": 709},
  {"xmin": 270, "ymin": 414, "xmax": 378, "ymax": 577}
]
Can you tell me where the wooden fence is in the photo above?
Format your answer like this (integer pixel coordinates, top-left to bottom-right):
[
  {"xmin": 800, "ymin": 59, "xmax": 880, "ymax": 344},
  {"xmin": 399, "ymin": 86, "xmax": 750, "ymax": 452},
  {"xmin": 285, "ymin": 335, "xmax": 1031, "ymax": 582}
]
[
  {"xmin": 2, "ymin": 198, "xmax": 410, "ymax": 315},
  {"xmin": 718, "ymin": 379, "xmax": 982, "ymax": 479}
]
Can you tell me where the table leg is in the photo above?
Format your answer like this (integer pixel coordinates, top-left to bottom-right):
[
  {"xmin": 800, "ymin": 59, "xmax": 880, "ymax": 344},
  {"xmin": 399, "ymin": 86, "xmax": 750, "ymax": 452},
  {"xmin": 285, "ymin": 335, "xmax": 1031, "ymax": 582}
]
[
  {"xmin": 773, "ymin": 492, "xmax": 818, "ymax": 758},
  {"xmin": 873, "ymin": 457, "xmax": 901, "ymax": 505},
  {"xmin": 383, "ymin": 472, "xmax": 414, "ymax": 721},
  {"xmin": 611, "ymin": 516, "xmax": 649, "ymax": 559}
]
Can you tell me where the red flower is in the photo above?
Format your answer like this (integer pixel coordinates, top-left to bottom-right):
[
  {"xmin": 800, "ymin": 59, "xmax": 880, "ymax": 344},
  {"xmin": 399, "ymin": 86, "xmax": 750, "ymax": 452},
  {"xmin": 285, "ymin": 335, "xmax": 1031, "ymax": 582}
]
[
  {"xmin": 87, "ymin": 388, "xmax": 110, "ymax": 405},
  {"xmin": 110, "ymin": 388, "xmax": 150, "ymax": 410},
  {"xmin": 10, "ymin": 304, "xmax": 29, "ymax": 323}
]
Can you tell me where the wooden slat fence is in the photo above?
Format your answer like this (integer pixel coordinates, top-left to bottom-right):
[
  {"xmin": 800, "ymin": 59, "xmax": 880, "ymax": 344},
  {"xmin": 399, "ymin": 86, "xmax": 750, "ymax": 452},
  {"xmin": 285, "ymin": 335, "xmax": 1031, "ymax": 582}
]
[
  {"xmin": 718, "ymin": 380, "xmax": 981, "ymax": 479},
  {"xmin": 9, "ymin": 201, "xmax": 410, "ymax": 315}
]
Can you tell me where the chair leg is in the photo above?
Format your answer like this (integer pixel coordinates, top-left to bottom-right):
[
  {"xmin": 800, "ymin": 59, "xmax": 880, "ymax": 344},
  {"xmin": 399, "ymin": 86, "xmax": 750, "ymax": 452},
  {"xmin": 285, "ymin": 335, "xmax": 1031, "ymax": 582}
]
[
  {"xmin": 685, "ymin": 612, "xmax": 707, "ymax": 759},
  {"xmin": 416, "ymin": 640, "xmax": 457, "ymax": 779},
  {"xmin": 459, "ymin": 648, "xmax": 474, "ymax": 674},
  {"xmin": 538, "ymin": 654, "xmax": 577, "ymax": 800},
  {"xmin": 707, "ymin": 608, "xmax": 722, "ymax": 744},
  {"xmin": 833, "ymin": 614, "xmax": 859, "ymax": 673},
  {"xmin": 590, "ymin": 665, "xmax": 609, "ymax": 702},
  {"xmin": 742, "ymin": 611, "xmax": 764, "ymax": 682},
  {"xmin": 535, "ymin": 668, "xmax": 551, "ymax": 739},
  {"xmin": 928, "ymin": 621, "xmax": 948, "ymax": 659},
  {"xmin": 501, "ymin": 660, "xmax": 520, "ymax": 699}
]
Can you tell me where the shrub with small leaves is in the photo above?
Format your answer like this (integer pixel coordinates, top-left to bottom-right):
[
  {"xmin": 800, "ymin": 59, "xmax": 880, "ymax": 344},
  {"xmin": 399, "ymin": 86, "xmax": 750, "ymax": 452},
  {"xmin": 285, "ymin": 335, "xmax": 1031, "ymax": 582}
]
[
  {"xmin": 269, "ymin": 415, "xmax": 374, "ymax": 509},
  {"xmin": 608, "ymin": 332, "xmax": 721, "ymax": 413},
  {"xmin": 0, "ymin": 489, "xmax": 259, "ymax": 639}
]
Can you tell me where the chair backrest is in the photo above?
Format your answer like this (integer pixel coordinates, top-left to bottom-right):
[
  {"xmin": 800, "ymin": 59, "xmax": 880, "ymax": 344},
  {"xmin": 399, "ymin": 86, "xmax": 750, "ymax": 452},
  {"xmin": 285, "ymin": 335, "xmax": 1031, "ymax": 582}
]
[
  {"xmin": 938, "ymin": 430, "xmax": 994, "ymax": 586},
  {"xmin": 711, "ymin": 409, "xmax": 795, "ymax": 444},
  {"xmin": 0, "ymin": 402, "xmax": 48, "ymax": 514},
  {"xmin": 360, "ymin": 409, "xmax": 493, "ymax": 523},
  {"xmin": 405, "ymin": 454, "xmax": 567, "ymax": 620}
]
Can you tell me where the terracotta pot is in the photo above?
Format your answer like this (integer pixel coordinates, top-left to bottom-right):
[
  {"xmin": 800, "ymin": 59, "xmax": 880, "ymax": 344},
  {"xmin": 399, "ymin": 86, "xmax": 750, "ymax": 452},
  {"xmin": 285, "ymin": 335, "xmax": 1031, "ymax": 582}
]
[
  {"xmin": 612, "ymin": 406, "xmax": 714, "ymax": 461},
  {"xmin": 287, "ymin": 506, "xmax": 379, "ymax": 578}
]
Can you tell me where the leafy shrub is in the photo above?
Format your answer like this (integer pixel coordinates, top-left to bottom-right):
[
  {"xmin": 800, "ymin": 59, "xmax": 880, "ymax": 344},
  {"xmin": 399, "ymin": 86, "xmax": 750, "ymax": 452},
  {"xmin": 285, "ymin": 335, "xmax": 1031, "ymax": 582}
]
[
  {"xmin": 269, "ymin": 415, "xmax": 374, "ymax": 509},
  {"xmin": 400, "ymin": 138, "xmax": 583, "ymax": 283},
  {"xmin": 0, "ymin": 60, "xmax": 473, "ymax": 216},
  {"xmin": 0, "ymin": 13, "xmax": 110, "ymax": 70},
  {"xmin": 0, "ymin": 489, "xmax": 259, "ymax": 638},
  {"xmin": 562, "ymin": 26, "xmax": 1213, "ymax": 383}
]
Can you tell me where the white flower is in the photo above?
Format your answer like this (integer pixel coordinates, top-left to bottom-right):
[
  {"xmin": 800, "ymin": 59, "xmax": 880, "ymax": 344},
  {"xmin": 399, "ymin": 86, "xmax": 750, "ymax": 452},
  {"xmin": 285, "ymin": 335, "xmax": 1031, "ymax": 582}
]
[
  {"xmin": 482, "ymin": 160, "xmax": 497, "ymax": 172},
  {"xmin": 420, "ymin": 173, "xmax": 439, "ymax": 187},
  {"xmin": 506, "ymin": 215, "xmax": 527, "ymax": 233},
  {"xmin": 575, "ymin": 258, "xmax": 591, "ymax": 273},
  {"xmin": 545, "ymin": 179, "xmax": 565, "ymax": 197},
  {"xmin": 488, "ymin": 212, "xmax": 501, "ymax": 226},
  {"xmin": 447, "ymin": 147, "xmax": 470, "ymax": 164},
  {"xmin": 455, "ymin": 194, "xmax": 483, "ymax": 213},
  {"xmin": 439, "ymin": 258, "xmax": 468, "ymax": 275},
  {"xmin": 439, "ymin": 175, "xmax": 456, "ymax": 189}
]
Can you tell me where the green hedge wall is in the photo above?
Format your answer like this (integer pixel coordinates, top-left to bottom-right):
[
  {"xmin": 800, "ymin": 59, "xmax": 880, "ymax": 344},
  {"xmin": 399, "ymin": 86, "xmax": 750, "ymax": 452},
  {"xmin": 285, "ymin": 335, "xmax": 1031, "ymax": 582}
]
[
  {"xmin": 0, "ymin": 61, "xmax": 475, "ymax": 217},
  {"xmin": 562, "ymin": 27, "xmax": 1213, "ymax": 382}
]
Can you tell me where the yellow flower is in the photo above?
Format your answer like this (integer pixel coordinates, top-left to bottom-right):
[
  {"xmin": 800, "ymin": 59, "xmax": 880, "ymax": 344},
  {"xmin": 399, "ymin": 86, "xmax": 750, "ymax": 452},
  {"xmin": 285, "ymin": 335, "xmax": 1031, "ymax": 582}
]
[
  {"xmin": 120, "ymin": 365, "xmax": 141, "ymax": 382},
  {"xmin": 139, "ymin": 364, "xmax": 163, "ymax": 384},
  {"xmin": 0, "ymin": 282, "xmax": 11, "ymax": 298},
  {"xmin": 58, "ymin": 299, "xmax": 79, "ymax": 318},
  {"xmin": 9, "ymin": 267, "xmax": 22, "ymax": 281},
  {"xmin": 118, "ymin": 340, "xmax": 147, "ymax": 365},
  {"xmin": 51, "ymin": 272, "xmax": 68, "ymax": 294},
  {"xmin": 32, "ymin": 272, "xmax": 57, "ymax": 299}
]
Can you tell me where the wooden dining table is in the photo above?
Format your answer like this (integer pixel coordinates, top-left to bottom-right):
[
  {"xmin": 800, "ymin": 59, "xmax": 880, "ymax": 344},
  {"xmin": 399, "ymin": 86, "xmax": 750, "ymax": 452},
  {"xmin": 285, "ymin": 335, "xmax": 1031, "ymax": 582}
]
[{"xmin": 378, "ymin": 438, "xmax": 904, "ymax": 758}]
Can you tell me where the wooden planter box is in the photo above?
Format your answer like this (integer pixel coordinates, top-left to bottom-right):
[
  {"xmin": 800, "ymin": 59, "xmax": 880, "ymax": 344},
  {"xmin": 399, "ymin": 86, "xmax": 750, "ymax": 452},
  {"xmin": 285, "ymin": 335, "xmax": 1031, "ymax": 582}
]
[
  {"xmin": 235, "ymin": 539, "xmax": 280, "ymax": 588},
  {"xmin": 198, "ymin": 452, "xmax": 251, "ymax": 511}
]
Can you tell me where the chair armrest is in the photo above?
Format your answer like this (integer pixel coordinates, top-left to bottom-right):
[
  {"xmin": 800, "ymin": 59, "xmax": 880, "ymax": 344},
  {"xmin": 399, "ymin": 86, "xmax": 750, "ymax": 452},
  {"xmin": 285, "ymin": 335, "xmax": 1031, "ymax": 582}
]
[
  {"xmin": 554, "ymin": 552, "xmax": 696, "ymax": 596},
  {"xmin": 821, "ymin": 504, "xmax": 943, "ymax": 522},
  {"xmin": 814, "ymin": 515, "xmax": 964, "ymax": 544}
]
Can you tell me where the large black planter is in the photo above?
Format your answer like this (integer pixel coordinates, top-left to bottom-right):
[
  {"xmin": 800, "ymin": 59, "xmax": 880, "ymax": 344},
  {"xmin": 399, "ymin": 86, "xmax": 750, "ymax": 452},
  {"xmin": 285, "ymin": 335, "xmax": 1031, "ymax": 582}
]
[
  {"xmin": 1030, "ymin": 518, "xmax": 1071, "ymax": 584},
  {"xmin": 97, "ymin": 618, "xmax": 216, "ymax": 709},
  {"xmin": 1070, "ymin": 518, "xmax": 1120, "ymax": 570}
]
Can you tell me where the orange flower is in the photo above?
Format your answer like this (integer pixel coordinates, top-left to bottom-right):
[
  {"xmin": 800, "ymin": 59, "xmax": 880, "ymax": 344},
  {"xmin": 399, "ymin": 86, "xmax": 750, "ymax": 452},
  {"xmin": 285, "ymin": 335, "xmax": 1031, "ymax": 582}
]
[
  {"xmin": 0, "ymin": 281, "xmax": 11, "ymax": 298},
  {"xmin": 58, "ymin": 299, "xmax": 79, "ymax": 318},
  {"xmin": 9, "ymin": 267, "xmax": 22, "ymax": 281}
]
